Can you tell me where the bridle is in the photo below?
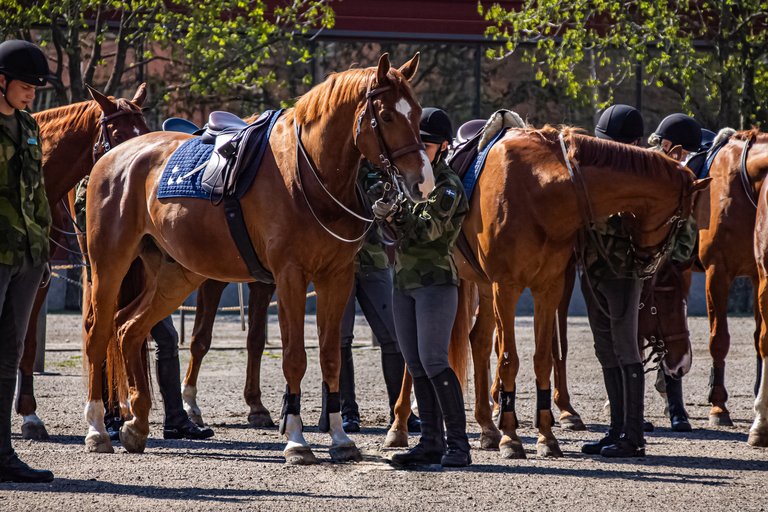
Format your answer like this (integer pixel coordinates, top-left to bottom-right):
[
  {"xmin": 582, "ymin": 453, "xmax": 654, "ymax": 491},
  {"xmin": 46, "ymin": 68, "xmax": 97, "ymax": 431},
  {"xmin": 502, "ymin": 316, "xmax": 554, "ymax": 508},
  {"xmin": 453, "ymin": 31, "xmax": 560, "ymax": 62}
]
[
  {"xmin": 92, "ymin": 108, "xmax": 145, "ymax": 163},
  {"xmin": 354, "ymin": 81, "xmax": 425, "ymax": 197},
  {"xmin": 637, "ymin": 268, "xmax": 690, "ymax": 373},
  {"xmin": 560, "ymin": 132, "xmax": 688, "ymax": 281},
  {"xmin": 294, "ymin": 81, "xmax": 425, "ymax": 243}
]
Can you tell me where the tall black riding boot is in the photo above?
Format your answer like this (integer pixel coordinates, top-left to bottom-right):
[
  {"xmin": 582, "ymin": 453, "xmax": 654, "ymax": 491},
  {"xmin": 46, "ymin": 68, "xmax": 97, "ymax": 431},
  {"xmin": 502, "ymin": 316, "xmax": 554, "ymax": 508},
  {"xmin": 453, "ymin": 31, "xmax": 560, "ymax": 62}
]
[
  {"xmin": 381, "ymin": 350, "xmax": 420, "ymax": 431},
  {"xmin": 339, "ymin": 345, "xmax": 360, "ymax": 432},
  {"xmin": 582, "ymin": 366, "xmax": 623, "ymax": 454},
  {"xmin": 602, "ymin": 363, "xmax": 646, "ymax": 458},
  {"xmin": 157, "ymin": 357, "xmax": 214, "ymax": 440},
  {"xmin": 390, "ymin": 375, "xmax": 444, "ymax": 467},
  {"xmin": 0, "ymin": 378, "xmax": 53, "ymax": 483},
  {"xmin": 665, "ymin": 374, "xmax": 691, "ymax": 432},
  {"xmin": 430, "ymin": 368, "xmax": 471, "ymax": 468}
]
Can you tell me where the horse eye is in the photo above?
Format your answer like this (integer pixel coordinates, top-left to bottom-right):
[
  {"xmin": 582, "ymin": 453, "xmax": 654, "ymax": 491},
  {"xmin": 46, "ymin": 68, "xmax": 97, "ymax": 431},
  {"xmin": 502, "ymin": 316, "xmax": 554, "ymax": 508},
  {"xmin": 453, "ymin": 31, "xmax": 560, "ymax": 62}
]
[{"xmin": 380, "ymin": 110, "xmax": 394, "ymax": 122}]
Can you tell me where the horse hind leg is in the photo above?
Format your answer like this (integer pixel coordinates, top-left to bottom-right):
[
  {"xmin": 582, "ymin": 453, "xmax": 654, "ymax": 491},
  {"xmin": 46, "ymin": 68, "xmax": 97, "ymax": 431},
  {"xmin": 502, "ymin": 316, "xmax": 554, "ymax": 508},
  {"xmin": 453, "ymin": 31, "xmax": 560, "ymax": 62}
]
[
  {"xmin": 384, "ymin": 370, "xmax": 412, "ymax": 448},
  {"xmin": 472, "ymin": 289, "xmax": 502, "ymax": 450},
  {"xmin": 183, "ymin": 279, "xmax": 227, "ymax": 426},
  {"xmin": 244, "ymin": 281, "xmax": 277, "ymax": 428}
]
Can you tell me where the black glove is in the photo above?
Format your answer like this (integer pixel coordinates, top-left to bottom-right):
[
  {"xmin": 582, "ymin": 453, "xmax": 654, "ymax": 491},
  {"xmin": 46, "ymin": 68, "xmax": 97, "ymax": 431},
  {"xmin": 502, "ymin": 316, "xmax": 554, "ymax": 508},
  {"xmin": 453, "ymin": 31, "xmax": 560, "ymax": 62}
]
[{"xmin": 40, "ymin": 262, "xmax": 51, "ymax": 288}]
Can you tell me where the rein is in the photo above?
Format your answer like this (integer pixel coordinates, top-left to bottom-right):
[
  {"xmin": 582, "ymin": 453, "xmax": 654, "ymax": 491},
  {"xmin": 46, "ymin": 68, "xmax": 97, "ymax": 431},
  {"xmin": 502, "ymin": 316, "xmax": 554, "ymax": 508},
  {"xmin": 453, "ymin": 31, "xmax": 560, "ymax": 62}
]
[
  {"xmin": 637, "ymin": 273, "xmax": 689, "ymax": 374},
  {"xmin": 739, "ymin": 136, "xmax": 758, "ymax": 209}
]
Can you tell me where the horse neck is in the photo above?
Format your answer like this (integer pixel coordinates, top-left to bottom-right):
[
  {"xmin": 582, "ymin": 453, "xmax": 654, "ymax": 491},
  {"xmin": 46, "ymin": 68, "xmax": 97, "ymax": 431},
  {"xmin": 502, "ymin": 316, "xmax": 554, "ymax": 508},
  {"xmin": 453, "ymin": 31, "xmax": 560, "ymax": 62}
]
[
  {"xmin": 583, "ymin": 165, "xmax": 683, "ymax": 243},
  {"xmin": 37, "ymin": 102, "xmax": 100, "ymax": 205},
  {"xmin": 296, "ymin": 104, "xmax": 362, "ymax": 202}
]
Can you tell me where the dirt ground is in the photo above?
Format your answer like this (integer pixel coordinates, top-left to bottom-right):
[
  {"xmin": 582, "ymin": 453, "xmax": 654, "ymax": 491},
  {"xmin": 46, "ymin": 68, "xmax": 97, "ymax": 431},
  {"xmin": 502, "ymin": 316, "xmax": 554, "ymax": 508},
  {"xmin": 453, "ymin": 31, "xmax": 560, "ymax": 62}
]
[{"xmin": 0, "ymin": 312, "xmax": 766, "ymax": 511}]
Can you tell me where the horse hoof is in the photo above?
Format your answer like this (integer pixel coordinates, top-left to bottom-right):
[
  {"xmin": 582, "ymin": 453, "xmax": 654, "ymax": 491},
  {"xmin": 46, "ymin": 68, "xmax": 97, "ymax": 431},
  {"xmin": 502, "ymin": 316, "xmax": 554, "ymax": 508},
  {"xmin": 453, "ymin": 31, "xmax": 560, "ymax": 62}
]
[
  {"xmin": 537, "ymin": 440, "xmax": 563, "ymax": 458},
  {"xmin": 709, "ymin": 412, "xmax": 733, "ymax": 427},
  {"xmin": 188, "ymin": 412, "xmax": 205, "ymax": 427},
  {"xmin": 330, "ymin": 444, "xmax": 363, "ymax": 463},
  {"xmin": 383, "ymin": 429, "xmax": 408, "ymax": 448},
  {"xmin": 21, "ymin": 421, "xmax": 50, "ymax": 441},
  {"xmin": 248, "ymin": 411, "xmax": 275, "ymax": 428},
  {"xmin": 747, "ymin": 430, "xmax": 768, "ymax": 447},
  {"xmin": 119, "ymin": 424, "xmax": 147, "ymax": 453},
  {"xmin": 479, "ymin": 430, "xmax": 501, "ymax": 450},
  {"xmin": 85, "ymin": 432, "xmax": 114, "ymax": 453},
  {"xmin": 284, "ymin": 446, "xmax": 317, "ymax": 465},
  {"xmin": 559, "ymin": 414, "xmax": 586, "ymax": 431},
  {"xmin": 499, "ymin": 440, "xmax": 526, "ymax": 459}
]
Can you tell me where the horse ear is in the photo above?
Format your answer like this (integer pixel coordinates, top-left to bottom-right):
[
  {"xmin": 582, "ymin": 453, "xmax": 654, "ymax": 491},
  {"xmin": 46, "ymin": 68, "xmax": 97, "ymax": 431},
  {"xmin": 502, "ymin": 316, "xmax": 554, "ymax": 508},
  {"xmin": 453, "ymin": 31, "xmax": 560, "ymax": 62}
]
[
  {"xmin": 132, "ymin": 82, "xmax": 147, "ymax": 107},
  {"xmin": 86, "ymin": 83, "xmax": 117, "ymax": 114},
  {"xmin": 667, "ymin": 144, "xmax": 684, "ymax": 162},
  {"xmin": 376, "ymin": 53, "xmax": 391, "ymax": 86},
  {"xmin": 691, "ymin": 177, "xmax": 712, "ymax": 193},
  {"xmin": 398, "ymin": 52, "xmax": 420, "ymax": 82}
]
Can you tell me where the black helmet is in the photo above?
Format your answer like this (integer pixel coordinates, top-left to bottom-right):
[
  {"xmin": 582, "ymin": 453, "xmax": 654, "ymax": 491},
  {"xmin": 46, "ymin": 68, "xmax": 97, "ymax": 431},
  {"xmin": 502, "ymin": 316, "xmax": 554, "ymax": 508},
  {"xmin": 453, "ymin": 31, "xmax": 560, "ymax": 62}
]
[
  {"xmin": 594, "ymin": 104, "xmax": 644, "ymax": 143},
  {"xmin": 420, "ymin": 107, "xmax": 453, "ymax": 144},
  {"xmin": 0, "ymin": 40, "xmax": 54, "ymax": 86},
  {"xmin": 700, "ymin": 128, "xmax": 716, "ymax": 151},
  {"xmin": 652, "ymin": 113, "xmax": 702, "ymax": 152}
]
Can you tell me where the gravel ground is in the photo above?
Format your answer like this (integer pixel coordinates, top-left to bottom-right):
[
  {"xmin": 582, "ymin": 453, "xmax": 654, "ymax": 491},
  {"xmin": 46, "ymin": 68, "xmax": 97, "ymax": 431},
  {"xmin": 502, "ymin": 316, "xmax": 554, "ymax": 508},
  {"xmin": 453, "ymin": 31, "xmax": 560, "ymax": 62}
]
[{"xmin": 1, "ymin": 312, "xmax": 766, "ymax": 511}]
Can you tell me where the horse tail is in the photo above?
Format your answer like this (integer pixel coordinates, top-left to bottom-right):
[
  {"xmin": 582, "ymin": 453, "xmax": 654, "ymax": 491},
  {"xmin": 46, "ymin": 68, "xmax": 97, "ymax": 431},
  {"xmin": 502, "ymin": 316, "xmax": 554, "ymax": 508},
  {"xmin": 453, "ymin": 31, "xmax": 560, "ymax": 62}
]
[{"xmin": 449, "ymin": 278, "xmax": 475, "ymax": 390}]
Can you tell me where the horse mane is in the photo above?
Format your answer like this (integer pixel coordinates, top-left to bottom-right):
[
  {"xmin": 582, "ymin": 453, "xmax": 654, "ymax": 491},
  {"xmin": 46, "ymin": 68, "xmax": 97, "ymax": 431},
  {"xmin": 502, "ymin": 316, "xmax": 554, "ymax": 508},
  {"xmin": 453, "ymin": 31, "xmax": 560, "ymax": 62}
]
[
  {"xmin": 33, "ymin": 100, "xmax": 101, "ymax": 135},
  {"xmin": 731, "ymin": 127, "xmax": 768, "ymax": 143},
  {"xmin": 294, "ymin": 66, "xmax": 413, "ymax": 125},
  {"xmin": 526, "ymin": 125, "xmax": 686, "ymax": 182}
]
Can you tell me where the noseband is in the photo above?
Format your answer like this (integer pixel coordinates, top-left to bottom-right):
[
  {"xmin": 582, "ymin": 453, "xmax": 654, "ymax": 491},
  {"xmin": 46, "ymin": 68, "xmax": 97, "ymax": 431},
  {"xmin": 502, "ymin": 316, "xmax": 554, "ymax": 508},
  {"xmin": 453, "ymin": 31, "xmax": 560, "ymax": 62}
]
[
  {"xmin": 355, "ymin": 83, "xmax": 425, "ymax": 195},
  {"xmin": 92, "ymin": 108, "xmax": 145, "ymax": 163}
]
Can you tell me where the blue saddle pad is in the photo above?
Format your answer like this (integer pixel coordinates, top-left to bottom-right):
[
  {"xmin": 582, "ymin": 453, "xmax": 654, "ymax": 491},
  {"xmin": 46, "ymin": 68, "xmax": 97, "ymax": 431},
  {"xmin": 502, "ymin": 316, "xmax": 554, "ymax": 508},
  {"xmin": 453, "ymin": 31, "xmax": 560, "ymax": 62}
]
[
  {"xmin": 157, "ymin": 137, "xmax": 214, "ymax": 199},
  {"xmin": 461, "ymin": 128, "xmax": 508, "ymax": 200}
]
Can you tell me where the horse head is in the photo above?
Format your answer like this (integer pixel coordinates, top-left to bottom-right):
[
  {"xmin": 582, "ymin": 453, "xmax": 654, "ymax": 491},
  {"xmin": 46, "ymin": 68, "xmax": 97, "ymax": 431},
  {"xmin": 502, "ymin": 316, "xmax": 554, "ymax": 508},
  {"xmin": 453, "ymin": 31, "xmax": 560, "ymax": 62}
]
[
  {"xmin": 353, "ymin": 53, "xmax": 434, "ymax": 202},
  {"xmin": 86, "ymin": 83, "xmax": 151, "ymax": 161},
  {"xmin": 638, "ymin": 260, "xmax": 693, "ymax": 379}
]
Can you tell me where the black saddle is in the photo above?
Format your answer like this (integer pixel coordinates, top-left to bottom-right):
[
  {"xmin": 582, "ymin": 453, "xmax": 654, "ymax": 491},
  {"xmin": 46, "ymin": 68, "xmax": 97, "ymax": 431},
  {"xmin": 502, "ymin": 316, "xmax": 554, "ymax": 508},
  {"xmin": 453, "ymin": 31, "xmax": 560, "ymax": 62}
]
[
  {"xmin": 201, "ymin": 111, "xmax": 249, "ymax": 144},
  {"xmin": 162, "ymin": 117, "xmax": 202, "ymax": 135},
  {"xmin": 449, "ymin": 121, "xmax": 485, "ymax": 180}
]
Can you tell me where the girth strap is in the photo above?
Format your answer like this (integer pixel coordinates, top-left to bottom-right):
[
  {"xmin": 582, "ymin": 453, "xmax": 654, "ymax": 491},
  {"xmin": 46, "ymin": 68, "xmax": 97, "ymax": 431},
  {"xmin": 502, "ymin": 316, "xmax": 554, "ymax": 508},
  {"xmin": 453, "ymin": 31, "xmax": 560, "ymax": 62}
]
[{"xmin": 223, "ymin": 196, "xmax": 274, "ymax": 283}]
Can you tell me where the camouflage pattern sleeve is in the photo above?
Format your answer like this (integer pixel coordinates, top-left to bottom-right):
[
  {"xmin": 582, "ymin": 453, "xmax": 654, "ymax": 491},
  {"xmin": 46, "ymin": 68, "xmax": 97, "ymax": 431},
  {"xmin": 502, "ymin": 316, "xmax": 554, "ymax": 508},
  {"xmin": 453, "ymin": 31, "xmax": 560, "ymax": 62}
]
[{"xmin": 669, "ymin": 216, "xmax": 698, "ymax": 264}]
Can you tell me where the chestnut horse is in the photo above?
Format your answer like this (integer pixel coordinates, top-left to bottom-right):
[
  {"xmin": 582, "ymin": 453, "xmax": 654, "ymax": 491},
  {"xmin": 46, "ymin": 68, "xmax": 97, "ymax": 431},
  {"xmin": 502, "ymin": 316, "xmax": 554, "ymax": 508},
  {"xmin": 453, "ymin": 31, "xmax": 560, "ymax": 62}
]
[
  {"xmin": 450, "ymin": 126, "xmax": 706, "ymax": 458},
  {"xmin": 81, "ymin": 54, "xmax": 434, "ymax": 463},
  {"xmin": 14, "ymin": 85, "xmax": 149, "ymax": 440},
  {"xmin": 750, "ymin": 175, "xmax": 768, "ymax": 447},
  {"xmin": 698, "ymin": 129, "xmax": 768, "ymax": 426}
]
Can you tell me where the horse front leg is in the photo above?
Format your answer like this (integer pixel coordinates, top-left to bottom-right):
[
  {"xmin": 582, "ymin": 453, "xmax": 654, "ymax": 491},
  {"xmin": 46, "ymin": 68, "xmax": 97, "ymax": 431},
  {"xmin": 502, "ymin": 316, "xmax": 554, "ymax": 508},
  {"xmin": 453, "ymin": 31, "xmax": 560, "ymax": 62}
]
[
  {"xmin": 314, "ymin": 269, "xmax": 362, "ymax": 462},
  {"xmin": 472, "ymin": 287, "xmax": 502, "ymax": 449},
  {"xmin": 705, "ymin": 266, "xmax": 734, "ymax": 426},
  {"xmin": 16, "ymin": 285, "xmax": 50, "ymax": 440},
  {"xmin": 276, "ymin": 269, "xmax": 314, "ymax": 464},
  {"xmin": 552, "ymin": 263, "xmax": 586, "ymax": 431},
  {"xmin": 183, "ymin": 279, "xmax": 227, "ymax": 426},
  {"xmin": 532, "ymin": 283, "xmax": 565, "ymax": 457},
  {"xmin": 244, "ymin": 281, "xmax": 277, "ymax": 427},
  {"xmin": 492, "ymin": 282, "xmax": 525, "ymax": 459}
]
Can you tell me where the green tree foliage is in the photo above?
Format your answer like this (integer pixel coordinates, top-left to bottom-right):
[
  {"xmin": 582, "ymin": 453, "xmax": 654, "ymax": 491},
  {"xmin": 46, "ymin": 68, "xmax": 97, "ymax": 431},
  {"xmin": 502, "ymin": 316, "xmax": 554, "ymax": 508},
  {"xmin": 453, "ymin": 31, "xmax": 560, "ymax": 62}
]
[
  {"xmin": 480, "ymin": 0, "xmax": 768, "ymax": 129},
  {"xmin": 0, "ymin": 0, "xmax": 334, "ymax": 104}
]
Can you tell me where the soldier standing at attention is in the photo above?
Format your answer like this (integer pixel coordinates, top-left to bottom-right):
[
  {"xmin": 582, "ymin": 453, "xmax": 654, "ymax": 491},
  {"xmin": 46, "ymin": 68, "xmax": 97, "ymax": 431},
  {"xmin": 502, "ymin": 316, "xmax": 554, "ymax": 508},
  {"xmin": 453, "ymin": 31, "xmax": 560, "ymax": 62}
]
[
  {"xmin": 374, "ymin": 108, "xmax": 471, "ymax": 468},
  {"xmin": 0, "ymin": 39, "xmax": 55, "ymax": 483}
]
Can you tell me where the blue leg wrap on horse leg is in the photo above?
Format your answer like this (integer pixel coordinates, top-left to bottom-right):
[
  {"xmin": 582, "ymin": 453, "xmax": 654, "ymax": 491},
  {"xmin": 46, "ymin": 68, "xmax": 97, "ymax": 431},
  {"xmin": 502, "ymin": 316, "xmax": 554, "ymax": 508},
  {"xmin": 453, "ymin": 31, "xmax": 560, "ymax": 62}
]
[
  {"xmin": 534, "ymin": 387, "xmax": 553, "ymax": 428},
  {"xmin": 318, "ymin": 382, "xmax": 340, "ymax": 433},
  {"xmin": 279, "ymin": 386, "xmax": 302, "ymax": 435}
]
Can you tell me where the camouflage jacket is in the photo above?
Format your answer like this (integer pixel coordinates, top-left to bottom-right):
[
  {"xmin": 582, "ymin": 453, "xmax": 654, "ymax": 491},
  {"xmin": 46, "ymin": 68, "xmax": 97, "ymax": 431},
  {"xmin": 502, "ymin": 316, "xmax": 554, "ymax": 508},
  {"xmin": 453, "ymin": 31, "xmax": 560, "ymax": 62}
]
[
  {"xmin": 580, "ymin": 214, "xmax": 698, "ymax": 281},
  {"xmin": 0, "ymin": 109, "xmax": 51, "ymax": 267},
  {"xmin": 357, "ymin": 162, "xmax": 391, "ymax": 271},
  {"xmin": 391, "ymin": 158, "xmax": 468, "ymax": 290}
]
